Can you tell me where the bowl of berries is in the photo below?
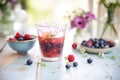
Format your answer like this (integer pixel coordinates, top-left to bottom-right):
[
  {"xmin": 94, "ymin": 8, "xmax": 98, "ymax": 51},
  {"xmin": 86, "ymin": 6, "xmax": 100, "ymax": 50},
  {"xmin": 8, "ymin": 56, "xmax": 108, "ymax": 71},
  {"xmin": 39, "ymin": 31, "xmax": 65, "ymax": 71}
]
[
  {"xmin": 6, "ymin": 32, "xmax": 37, "ymax": 54},
  {"xmin": 80, "ymin": 38, "xmax": 117, "ymax": 53}
]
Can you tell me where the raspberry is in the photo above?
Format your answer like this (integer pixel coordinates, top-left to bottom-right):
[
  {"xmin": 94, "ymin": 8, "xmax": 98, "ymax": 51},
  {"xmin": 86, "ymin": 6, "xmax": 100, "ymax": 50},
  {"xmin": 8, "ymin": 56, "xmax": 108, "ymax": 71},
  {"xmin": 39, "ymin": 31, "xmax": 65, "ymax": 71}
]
[
  {"xmin": 87, "ymin": 40, "xmax": 93, "ymax": 46},
  {"xmin": 68, "ymin": 54, "xmax": 75, "ymax": 62},
  {"xmin": 72, "ymin": 42, "xmax": 77, "ymax": 49},
  {"xmin": 107, "ymin": 40, "xmax": 114, "ymax": 47},
  {"xmin": 15, "ymin": 32, "xmax": 21, "ymax": 39},
  {"xmin": 107, "ymin": 40, "xmax": 113, "ymax": 44},
  {"xmin": 9, "ymin": 37, "xmax": 16, "ymax": 41},
  {"xmin": 24, "ymin": 34, "xmax": 31, "ymax": 40}
]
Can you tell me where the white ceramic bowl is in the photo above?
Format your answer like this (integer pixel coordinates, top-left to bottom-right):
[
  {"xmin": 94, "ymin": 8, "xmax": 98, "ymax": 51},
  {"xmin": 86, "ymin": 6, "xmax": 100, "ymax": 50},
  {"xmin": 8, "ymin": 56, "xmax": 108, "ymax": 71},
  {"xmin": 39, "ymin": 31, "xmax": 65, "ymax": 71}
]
[{"xmin": 80, "ymin": 39, "xmax": 118, "ymax": 53}]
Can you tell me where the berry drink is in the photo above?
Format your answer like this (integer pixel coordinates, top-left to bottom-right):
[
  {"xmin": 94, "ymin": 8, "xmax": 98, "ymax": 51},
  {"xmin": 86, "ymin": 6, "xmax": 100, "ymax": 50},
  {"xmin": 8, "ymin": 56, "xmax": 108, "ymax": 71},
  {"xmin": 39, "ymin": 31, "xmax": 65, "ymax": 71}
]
[
  {"xmin": 38, "ymin": 36, "xmax": 65, "ymax": 58},
  {"xmin": 37, "ymin": 24, "xmax": 66, "ymax": 61}
]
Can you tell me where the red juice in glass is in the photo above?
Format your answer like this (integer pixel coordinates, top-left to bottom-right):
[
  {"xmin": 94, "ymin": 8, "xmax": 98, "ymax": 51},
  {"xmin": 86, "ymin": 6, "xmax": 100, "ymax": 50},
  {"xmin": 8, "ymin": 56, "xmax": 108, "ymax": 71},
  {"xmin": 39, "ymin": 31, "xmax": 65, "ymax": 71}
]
[{"xmin": 37, "ymin": 24, "xmax": 66, "ymax": 61}]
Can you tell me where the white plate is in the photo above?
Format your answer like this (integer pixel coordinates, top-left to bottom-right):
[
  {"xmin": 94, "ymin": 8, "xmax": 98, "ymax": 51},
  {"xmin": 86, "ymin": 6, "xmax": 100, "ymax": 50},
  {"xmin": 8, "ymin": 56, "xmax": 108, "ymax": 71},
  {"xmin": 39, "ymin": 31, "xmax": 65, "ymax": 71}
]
[{"xmin": 80, "ymin": 40, "xmax": 118, "ymax": 53}]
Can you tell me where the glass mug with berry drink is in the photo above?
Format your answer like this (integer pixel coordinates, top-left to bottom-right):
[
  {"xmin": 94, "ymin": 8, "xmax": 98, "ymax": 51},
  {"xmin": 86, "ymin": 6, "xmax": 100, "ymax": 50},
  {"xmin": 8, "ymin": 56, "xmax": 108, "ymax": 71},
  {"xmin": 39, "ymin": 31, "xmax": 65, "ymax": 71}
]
[{"xmin": 37, "ymin": 24, "xmax": 66, "ymax": 61}]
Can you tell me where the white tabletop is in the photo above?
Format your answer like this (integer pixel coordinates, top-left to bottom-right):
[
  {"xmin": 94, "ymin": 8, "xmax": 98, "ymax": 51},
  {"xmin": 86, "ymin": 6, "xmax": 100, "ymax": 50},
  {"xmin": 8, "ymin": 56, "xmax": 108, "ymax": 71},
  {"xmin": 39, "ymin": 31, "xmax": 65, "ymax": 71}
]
[{"xmin": 0, "ymin": 30, "xmax": 120, "ymax": 80}]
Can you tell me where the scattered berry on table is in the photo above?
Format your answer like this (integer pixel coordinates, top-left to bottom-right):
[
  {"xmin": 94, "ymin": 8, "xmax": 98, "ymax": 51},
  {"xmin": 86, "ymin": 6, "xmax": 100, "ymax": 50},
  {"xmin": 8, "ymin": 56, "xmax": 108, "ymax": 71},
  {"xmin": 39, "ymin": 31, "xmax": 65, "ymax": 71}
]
[
  {"xmin": 87, "ymin": 58, "xmax": 93, "ymax": 64},
  {"xmin": 73, "ymin": 62, "xmax": 78, "ymax": 67},
  {"xmin": 68, "ymin": 54, "xmax": 75, "ymax": 62},
  {"xmin": 65, "ymin": 64, "xmax": 71, "ymax": 69},
  {"xmin": 72, "ymin": 42, "xmax": 77, "ymax": 49},
  {"xmin": 27, "ymin": 59, "xmax": 33, "ymax": 65}
]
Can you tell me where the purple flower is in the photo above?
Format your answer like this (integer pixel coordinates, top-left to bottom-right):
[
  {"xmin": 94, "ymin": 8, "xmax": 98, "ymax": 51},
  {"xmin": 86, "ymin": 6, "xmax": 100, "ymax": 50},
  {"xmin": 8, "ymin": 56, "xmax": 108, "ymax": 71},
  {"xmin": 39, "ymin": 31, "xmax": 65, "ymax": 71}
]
[
  {"xmin": 85, "ymin": 12, "xmax": 96, "ymax": 21},
  {"xmin": 71, "ymin": 16, "xmax": 87, "ymax": 29}
]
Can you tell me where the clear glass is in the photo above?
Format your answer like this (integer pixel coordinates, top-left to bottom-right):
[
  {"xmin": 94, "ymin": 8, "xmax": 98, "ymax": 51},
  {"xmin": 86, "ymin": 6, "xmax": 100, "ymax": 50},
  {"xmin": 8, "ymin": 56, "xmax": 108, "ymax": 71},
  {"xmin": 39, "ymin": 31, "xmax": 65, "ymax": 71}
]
[{"xmin": 36, "ymin": 24, "xmax": 66, "ymax": 61}]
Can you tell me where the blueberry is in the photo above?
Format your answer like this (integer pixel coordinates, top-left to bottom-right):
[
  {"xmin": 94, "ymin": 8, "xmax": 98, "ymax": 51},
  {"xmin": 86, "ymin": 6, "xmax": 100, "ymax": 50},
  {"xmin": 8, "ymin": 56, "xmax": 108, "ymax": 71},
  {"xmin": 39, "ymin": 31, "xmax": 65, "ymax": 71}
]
[
  {"xmin": 84, "ymin": 44, "xmax": 90, "ymax": 47},
  {"xmin": 17, "ymin": 36, "xmax": 24, "ymax": 41},
  {"xmin": 27, "ymin": 59, "xmax": 33, "ymax": 65},
  {"xmin": 73, "ymin": 62, "xmax": 78, "ymax": 67},
  {"xmin": 65, "ymin": 64, "xmax": 71, "ymax": 69},
  {"xmin": 57, "ymin": 48, "xmax": 62, "ymax": 54},
  {"xmin": 58, "ymin": 43, "xmax": 63, "ymax": 48},
  {"xmin": 100, "ymin": 43, "xmax": 105, "ymax": 48},
  {"xmin": 94, "ymin": 43, "xmax": 99, "ymax": 48},
  {"xmin": 99, "ymin": 38, "xmax": 104, "ymax": 41},
  {"xmin": 87, "ymin": 58, "xmax": 93, "ymax": 64},
  {"xmin": 81, "ymin": 40, "xmax": 86, "ymax": 46},
  {"xmin": 45, "ymin": 43, "xmax": 52, "ymax": 52},
  {"xmin": 103, "ymin": 41, "xmax": 107, "ymax": 46},
  {"xmin": 99, "ymin": 40, "xmax": 104, "ymax": 44},
  {"xmin": 45, "ymin": 47, "xmax": 51, "ymax": 52},
  {"xmin": 94, "ymin": 39, "xmax": 99, "ymax": 44},
  {"xmin": 91, "ymin": 46, "xmax": 95, "ymax": 48},
  {"xmin": 52, "ymin": 43, "xmax": 57, "ymax": 47},
  {"xmin": 45, "ymin": 43, "xmax": 52, "ymax": 48}
]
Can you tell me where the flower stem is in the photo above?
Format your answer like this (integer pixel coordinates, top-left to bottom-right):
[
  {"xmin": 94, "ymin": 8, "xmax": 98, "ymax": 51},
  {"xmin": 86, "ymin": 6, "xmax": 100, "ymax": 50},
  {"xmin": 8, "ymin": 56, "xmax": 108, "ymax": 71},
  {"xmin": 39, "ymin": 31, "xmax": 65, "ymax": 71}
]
[
  {"xmin": 111, "ymin": 24, "xmax": 118, "ymax": 37},
  {"xmin": 76, "ymin": 29, "xmax": 82, "ymax": 36},
  {"xmin": 101, "ymin": 23, "xmax": 108, "ymax": 37},
  {"xmin": 101, "ymin": 8, "xmax": 118, "ymax": 37}
]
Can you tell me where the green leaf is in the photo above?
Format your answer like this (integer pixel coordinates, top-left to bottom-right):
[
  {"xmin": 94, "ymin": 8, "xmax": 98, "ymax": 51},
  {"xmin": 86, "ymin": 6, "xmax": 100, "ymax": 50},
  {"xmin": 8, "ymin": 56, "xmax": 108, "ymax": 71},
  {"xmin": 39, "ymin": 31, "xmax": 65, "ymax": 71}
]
[
  {"xmin": 99, "ymin": 0, "xmax": 105, "ymax": 4},
  {"xmin": 111, "ymin": 56, "xmax": 115, "ymax": 60},
  {"xmin": 40, "ymin": 63, "xmax": 46, "ymax": 67},
  {"xmin": 66, "ymin": 61, "xmax": 69, "ymax": 64}
]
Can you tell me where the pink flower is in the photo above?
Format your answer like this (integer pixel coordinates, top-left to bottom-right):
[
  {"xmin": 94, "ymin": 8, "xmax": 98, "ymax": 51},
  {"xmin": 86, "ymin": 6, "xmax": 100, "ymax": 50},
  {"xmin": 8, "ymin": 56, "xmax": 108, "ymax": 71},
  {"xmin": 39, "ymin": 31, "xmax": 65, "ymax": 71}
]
[
  {"xmin": 71, "ymin": 16, "xmax": 87, "ymax": 29},
  {"xmin": 85, "ymin": 12, "xmax": 96, "ymax": 21},
  {"xmin": 69, "ymin": 9, "xmax": 96, "ymax": 30}
]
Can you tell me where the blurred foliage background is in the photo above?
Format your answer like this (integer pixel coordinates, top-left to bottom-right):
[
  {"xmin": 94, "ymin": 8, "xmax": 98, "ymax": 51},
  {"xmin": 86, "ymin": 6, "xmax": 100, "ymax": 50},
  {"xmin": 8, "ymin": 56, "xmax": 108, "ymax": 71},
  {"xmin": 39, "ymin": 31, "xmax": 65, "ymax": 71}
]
[
  {"xmin": 26, "ymin": 0, "xmax": 89, "ymax": 25},
  {"xmin": 0, "ymin": 0, "xmax": 95, "ymax": 37}
]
